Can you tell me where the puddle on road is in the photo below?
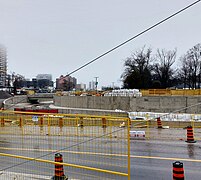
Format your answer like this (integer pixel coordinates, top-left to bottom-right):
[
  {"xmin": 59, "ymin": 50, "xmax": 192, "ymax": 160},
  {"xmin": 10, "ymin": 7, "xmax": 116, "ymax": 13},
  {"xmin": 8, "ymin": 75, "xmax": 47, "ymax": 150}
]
[{"xmin": 187, "ymin": 144, "xmax": 195, "ymax": 158}]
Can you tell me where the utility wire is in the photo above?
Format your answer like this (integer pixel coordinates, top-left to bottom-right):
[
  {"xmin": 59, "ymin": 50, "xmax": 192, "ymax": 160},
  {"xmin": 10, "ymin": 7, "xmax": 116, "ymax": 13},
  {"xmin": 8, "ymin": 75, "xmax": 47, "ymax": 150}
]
[
  {"xmin": 1, "ymin": 0, "xmax": 201, "ymax": 172},
  {"xmin": 0, "ymin": 128, "xmax": 125, "ymax": 171},
  {"xmin": 67, "ymin": 0, "xmax": 201, "ymax": 76},
  {"xmin": 2, "ymin": 102, "xmax": 201, "ymax": 171}
]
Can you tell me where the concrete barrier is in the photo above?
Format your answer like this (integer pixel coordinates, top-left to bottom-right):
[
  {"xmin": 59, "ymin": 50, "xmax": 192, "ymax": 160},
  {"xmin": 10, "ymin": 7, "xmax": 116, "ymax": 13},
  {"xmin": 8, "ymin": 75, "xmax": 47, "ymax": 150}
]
[
  {"xmin": 54, "ymin": 95, "xmax": 201, "ymax": 113},
  {"xmin": 4, "ymin": 94, "xmax": 201, "ymax": 114}
]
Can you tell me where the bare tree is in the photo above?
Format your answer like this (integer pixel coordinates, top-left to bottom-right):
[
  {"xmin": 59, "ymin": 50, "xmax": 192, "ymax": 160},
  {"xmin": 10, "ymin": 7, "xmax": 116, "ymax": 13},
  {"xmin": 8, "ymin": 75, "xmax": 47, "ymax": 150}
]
[
  {"xmin": 177, "ymin": 55, "xmax": 189, "ymax": 88},
  {"xmin": 153, "ymin": 49, "xmax": 177, "ymax": 88},
  {"xmin": 178, "ymin": 44, "xmax": 201, "ymax": 89},
  {"xmin": 11, "ymin": 72, "xmax": 25, "ymax": 94},
  {"xmin": 121, "ymin": 46, "xmax": 153, "ymax": 89}
]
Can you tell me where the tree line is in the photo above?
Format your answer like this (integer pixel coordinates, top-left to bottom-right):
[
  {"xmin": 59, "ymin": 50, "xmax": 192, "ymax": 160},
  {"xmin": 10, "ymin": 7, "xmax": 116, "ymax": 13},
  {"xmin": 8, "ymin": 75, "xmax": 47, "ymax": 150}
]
[{"xmin": 121, "ymin": 43, "xmax": 201, "ymax": 89}]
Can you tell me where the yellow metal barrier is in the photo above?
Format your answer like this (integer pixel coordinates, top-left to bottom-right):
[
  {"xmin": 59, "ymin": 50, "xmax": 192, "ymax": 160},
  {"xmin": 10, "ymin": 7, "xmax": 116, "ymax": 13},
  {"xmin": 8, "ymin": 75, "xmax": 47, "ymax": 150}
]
[
  {"xmin": 141, "ymin": 89, "xmax": 201, "ymax": 96},
  {"xmin": 0, "ymin": 110, "xmax": 130, "ymax": 179}
]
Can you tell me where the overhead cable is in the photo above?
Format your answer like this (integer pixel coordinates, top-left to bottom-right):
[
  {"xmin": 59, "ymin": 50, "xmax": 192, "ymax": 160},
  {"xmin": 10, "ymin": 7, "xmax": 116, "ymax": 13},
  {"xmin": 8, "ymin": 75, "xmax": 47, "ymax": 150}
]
[{"xmin": 67, "ymin": 0, "xmax": 201, "ymax": 76}]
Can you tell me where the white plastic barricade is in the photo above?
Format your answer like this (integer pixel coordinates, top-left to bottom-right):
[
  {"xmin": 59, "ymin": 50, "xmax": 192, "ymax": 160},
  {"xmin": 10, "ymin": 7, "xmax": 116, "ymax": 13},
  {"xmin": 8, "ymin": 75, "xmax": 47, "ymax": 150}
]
[{"xmin": 130, "ymin": 131, "xmax": 145, "ymax": 139}]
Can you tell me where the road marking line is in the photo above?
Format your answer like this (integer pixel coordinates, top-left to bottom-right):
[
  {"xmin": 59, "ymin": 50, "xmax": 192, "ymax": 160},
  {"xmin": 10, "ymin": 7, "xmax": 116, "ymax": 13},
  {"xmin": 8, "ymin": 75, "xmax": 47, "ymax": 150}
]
[
  {"xmin": 0, "ymin": 147, "xmax": 201, "ymax": 163},
  {"xmin": 130, "ymin": 155, "xmax": 201, "ymax": 162},
  {"xmin": 0, "ymin": 152, "xmax": 128, "ymax": 177}
]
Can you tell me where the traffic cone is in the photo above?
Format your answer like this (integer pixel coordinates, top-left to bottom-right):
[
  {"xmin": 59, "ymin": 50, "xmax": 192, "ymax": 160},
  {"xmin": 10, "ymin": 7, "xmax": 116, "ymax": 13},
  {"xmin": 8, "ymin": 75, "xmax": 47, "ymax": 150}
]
[
  {"xmin": 185, "ymin": 125, "xmax": 196, "ymax": 143},
  {"xmin": 173, "ymin": 161, "xmax": 184, "ymax": 180},
  {"xmin": 157, "ymin": 117, "xmax": 162, "ymax": 128},
  {"xmin": 52, "ymin": 153, "xmax": 68, "ymax": 180}
]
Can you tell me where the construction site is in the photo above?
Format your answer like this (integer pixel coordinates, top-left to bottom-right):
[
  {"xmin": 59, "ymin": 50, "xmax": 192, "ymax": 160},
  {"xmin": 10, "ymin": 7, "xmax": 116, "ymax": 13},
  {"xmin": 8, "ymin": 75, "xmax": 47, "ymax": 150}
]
[{"xmin": 0, "ymin": 89, "xmax": 200, "ymax": 179}]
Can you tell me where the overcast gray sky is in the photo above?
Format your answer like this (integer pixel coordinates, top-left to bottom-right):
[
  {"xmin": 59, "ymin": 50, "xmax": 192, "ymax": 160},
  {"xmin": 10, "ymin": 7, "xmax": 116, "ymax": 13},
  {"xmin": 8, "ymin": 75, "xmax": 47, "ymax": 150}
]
[{"xmin": 0, "ymin": 0, "xmax": 200, "ymax": 88}]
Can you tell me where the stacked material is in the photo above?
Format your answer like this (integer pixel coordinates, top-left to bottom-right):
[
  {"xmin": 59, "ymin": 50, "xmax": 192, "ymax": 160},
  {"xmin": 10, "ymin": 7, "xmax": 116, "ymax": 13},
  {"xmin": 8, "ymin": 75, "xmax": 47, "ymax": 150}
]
[
  {"xmin": 128, "ymin": 111, "xmax": 201, "ymax": 121},
  {"xmin": 104, "ymin": 89, "xmax": 142, "ymax": 97}
]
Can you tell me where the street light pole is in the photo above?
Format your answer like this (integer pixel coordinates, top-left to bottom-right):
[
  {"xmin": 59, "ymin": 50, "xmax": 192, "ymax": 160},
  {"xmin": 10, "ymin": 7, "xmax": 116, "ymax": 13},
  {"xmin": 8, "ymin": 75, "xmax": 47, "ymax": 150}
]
[{"xmin": 94, "ymin": 77, "xmax": 98, "ymax": 94}]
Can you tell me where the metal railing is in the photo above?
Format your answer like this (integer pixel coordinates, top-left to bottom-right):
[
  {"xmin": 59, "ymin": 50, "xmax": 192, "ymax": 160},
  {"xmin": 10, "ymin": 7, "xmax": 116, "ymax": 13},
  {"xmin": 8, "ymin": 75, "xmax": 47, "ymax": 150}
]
[
  {"xmin": 141, "ymin": 89, "xmax": 201, "ymax": 96},
  {"xmin": 0, "ymin": 110, "xmax": 131, "ymax": 179}
]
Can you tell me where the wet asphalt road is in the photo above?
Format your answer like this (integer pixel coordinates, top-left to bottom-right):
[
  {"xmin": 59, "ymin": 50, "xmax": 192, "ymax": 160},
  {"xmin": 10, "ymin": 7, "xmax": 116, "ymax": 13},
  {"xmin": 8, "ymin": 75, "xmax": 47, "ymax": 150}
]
[
  {"xmin": 0, "ymin": 136, "xmax": 201, "ymax": 180},
  {"xmin": 0, "ymin": 132, "xmax": 201, "ymax": 179},
  {"xmin": 130, "ymin": 139, "xmax": 201, "ymax": 180}
]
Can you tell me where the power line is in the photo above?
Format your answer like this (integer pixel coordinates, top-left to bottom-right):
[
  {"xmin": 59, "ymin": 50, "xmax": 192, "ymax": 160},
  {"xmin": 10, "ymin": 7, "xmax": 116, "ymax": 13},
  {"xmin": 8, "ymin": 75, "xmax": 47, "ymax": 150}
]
[
  {"xmin": 0, "ymin": 128, "xmax": 124, "ymax": 172},
  {"xmin": 67, "ymin": 0, "xmax": 201, "ymax": 77},
  {"xmin": 1, "ymin": 0, "xmax": 201, "ymax": 172}
]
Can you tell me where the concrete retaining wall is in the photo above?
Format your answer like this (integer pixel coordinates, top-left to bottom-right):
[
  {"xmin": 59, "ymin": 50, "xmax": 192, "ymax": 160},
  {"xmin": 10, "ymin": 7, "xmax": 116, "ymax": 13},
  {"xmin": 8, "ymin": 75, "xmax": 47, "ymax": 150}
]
[
  {"xmin": 54, "ymin": 96, "xmax": 131, "ymax": 110},
  {"xmin": 4, "ymin": 95, "xmax": 201, "ymax": 114},
  {"xmin": 3, "ymin": 95, "xmax": 27, "ymax": 110},
  {"xmin": 54, "ymin": 95, "xmax": 201, "ymax": 113}
]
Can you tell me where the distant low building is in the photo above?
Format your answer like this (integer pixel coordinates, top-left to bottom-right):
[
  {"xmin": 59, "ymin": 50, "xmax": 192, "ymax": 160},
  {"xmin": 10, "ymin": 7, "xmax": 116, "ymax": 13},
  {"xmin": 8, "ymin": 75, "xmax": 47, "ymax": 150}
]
[
  {"xmin": 36, "ymin": 74, "xmax": 52, "ymax": 81},
  {"xmin": 56, "ymin": 75, "xmax": 77, "ymax": 91},
  {"xmin": 76, "ymin": 83, "xmax": 86, "ymax": 91},
  {"xmin": 18, "ymin": 76, "xmax": 54, "ymax": 92}
]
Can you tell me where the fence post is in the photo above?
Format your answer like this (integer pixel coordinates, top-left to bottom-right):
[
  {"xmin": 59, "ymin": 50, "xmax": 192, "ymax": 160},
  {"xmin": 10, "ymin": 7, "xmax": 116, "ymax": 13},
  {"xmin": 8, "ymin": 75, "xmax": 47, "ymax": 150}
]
[
  {"xmin": 39, "ymin": 117, "xmax": 44, "ymax": 127},
  {"xmin": 19, "ymin": 117, "xmax": 23, "ymax": 128},
  {"xmin": 127, "ymin": 118, "xmax": 131, "ymax": 180},
  {"xmin": 48, "ymin": 115, "xmax": 51, "ymax": 135},
  {"xmin": 1, "ymin": 117, "xmax": 5, "ymax": 127},
  {"xmin": 78, "ymin": 117, "xmax": 84, "ymax": 127},
  {"xmin": 59, "ymin": 117, "xmax": 64, "ymax": 128},
  {"xmin": 102, "ymin": 117, "xmax": 106, "ymax": 128}
]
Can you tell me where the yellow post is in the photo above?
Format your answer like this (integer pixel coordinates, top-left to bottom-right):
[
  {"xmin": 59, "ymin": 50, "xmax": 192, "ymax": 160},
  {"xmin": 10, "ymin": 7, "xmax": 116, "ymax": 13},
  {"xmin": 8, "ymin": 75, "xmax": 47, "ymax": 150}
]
[
  {"xmin": 59, "ymin": 117, "xmax": 64, "ymax": 128},
  {"xmin": 39, "ymin": 117, "xmax": 43, "ymax": 127},
  {"xmin": 102, "ymin": 117, "xmax": 106, "ymax": 128},
  {"xmin": 1, "ymin": 117, "xmax": 5, "ymax": 127},
  {"xmin": 19, "ymin": 117, "xmax": 23, "ymax": 128},
  {"xmin": 79, "ymin": 117, "xmax": 84, "ymax": 128},
  {"xmin": 109, "ymin": 118, "xmax": 112, "ymax": 139},
  {"xmin": 48, "ymin": 115, "xmax": 51, "ymax": 135},
  {"xmin": 146, "ymin": 114, "xmax": 150, "ymax": 140},
  {"xmin": 19, "ymin": 116, "xmax": 24, "ymax": 135},
  {"xmin": 127, "ymin": 118, "xmax": 131, "ymax": 180},
  {"xmin": 76, "ymin": 117, "xmax": 78, "ymax": 136}
]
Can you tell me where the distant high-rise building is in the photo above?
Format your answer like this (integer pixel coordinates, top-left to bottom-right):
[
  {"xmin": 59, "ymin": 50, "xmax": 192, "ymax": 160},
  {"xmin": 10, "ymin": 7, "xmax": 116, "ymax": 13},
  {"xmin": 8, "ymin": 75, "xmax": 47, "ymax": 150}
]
[
  {"xmin": 88, "ymin": 81, "xmax": 96, "ymax": 90},
  {"xmin": 0, "ymin": 45, "xmax": 7, "ymax": 87}
]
